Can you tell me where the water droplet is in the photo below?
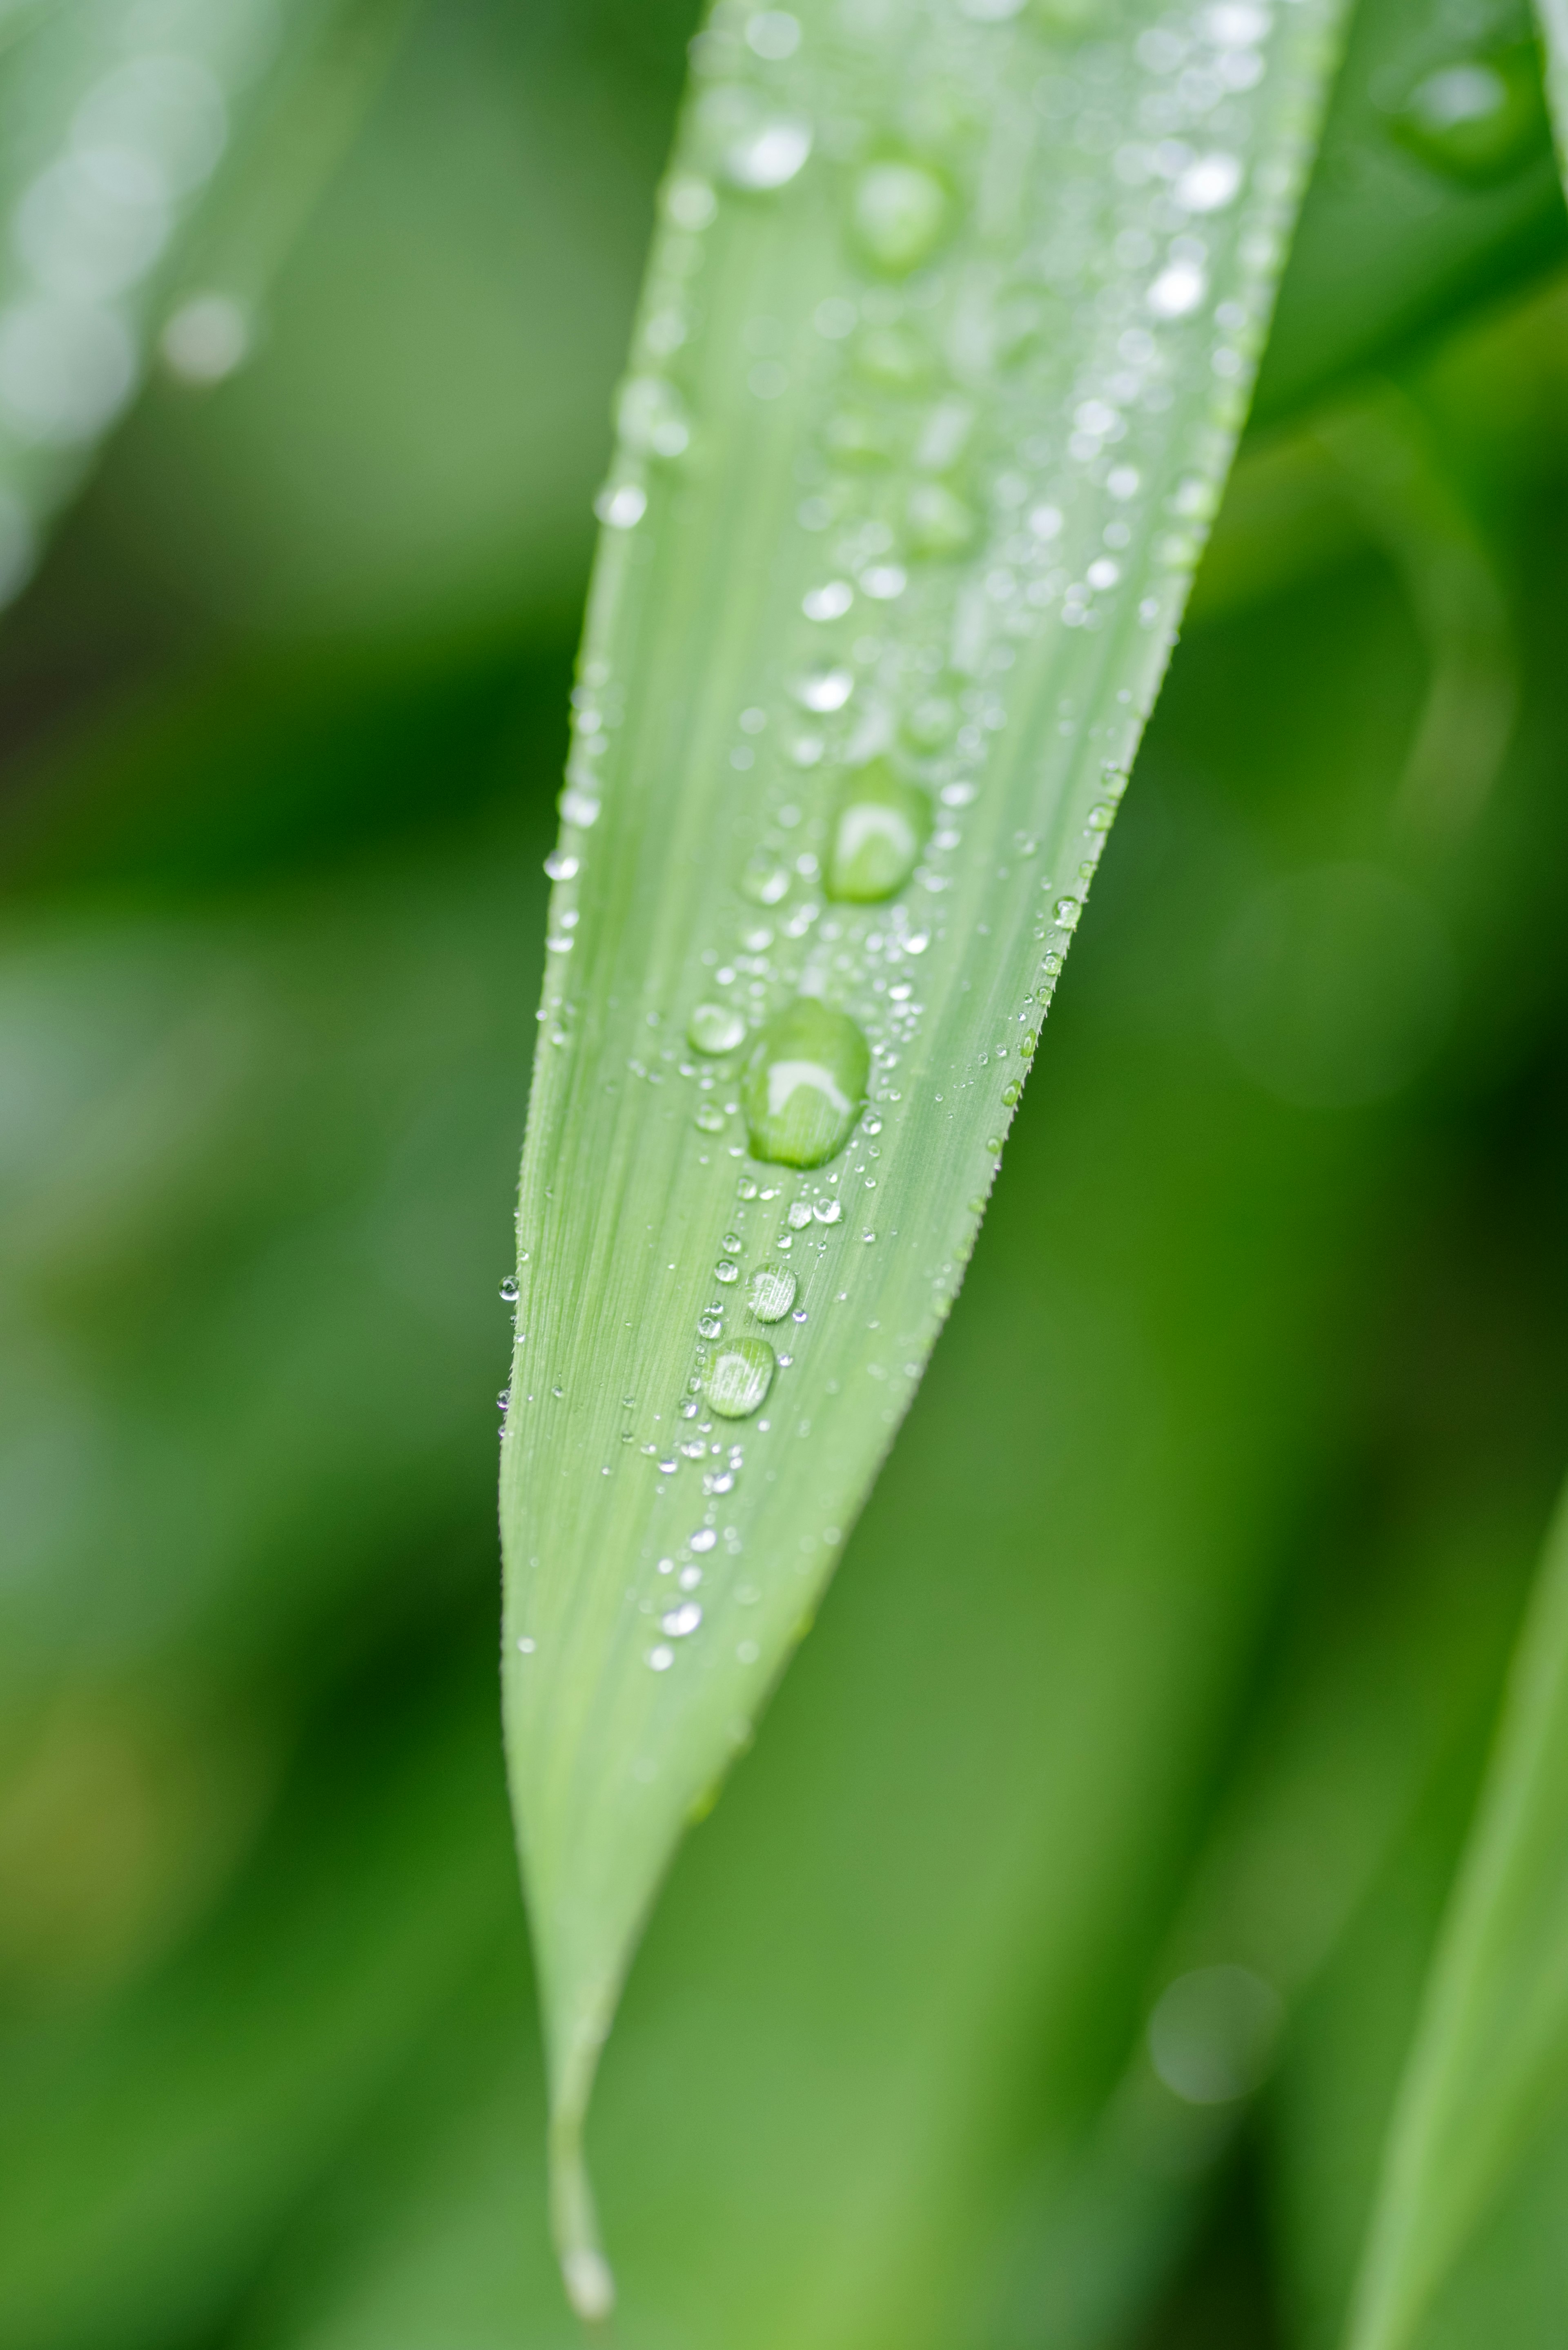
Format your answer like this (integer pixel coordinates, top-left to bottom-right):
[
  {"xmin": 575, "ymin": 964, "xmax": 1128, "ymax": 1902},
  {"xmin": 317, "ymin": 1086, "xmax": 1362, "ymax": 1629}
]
[
  {"xmin": 826, "ymin": 758, "xmax": 932, "ymax": 903},
  {"xmin": 618, "ymin": 374, "xmax": 690, "ymax": 459},
  {"xmin": 746, "ymin": 9, "xmax": 801, "ymax": 60},
  {"xmin": 595, "ymin": 484, "xmax": 646, "ymax": 530},
  {"xmin": 500, "ymin": 1275, "xmax": 519, "ymax": 1302},
  {"xmin": 662, "ymin": 1601, "xmax": 704, "ymax": 1637},
  {"xmin": 702, "ymin": 1335, "xmax": 776, "ymax": 1418},
  {"xmin": 748, "ymin": 1262, "xmax": 797, "ymax": 1321},
  {"xmin": 854, "ymin": 321, "xmax": 935, "ymax": 389},
  {"xmin": 697, "ymin": 1311, "xmax": 724, "ymax": 1339},
  {"xmin": 803, "ymin": 578, "xmax": 854, "ymax": 620},
  {"xmin": 648, "ymin": 1644, "xmax": 675, "ymax": 1672},
  {"xmin": 1147, "ymin": 260, "xmax": 1207, "ymax": 318},
  {"xmin": 813, "ymin": 1197, "xmax": 842, "ymax": 1224},
  {"xmin": 787, "ymin": 1200, "xmax": 813, "ymax": 1227},
  {"xmin": 689, "ymin": 1002, "xmax": 747, "ymax": 1054},
  {"xmin": 543, "ymin": 850, "xmax": 579, "ymax": 880},
  {"xmin": 906, "ymin": 480, "xmax": 978, "ymax": 558},
  {"xmin": 715, "ymin": 1258, "xmax": 740, "ymax": 1283},
  {"xmin": 795, "ymin": 662, "xmax": 855, "ymax": 712},
  {"xmin": 1390, "ymin": 48, "xmax": 1547, "ymax": 185},
  {"xmin": 690, "ymin": 1526, "xmax": 719, "ymax": 1552},
  {"xmin": 1002, "ymin": 1080, "xmax": 1022, "ymax": 1106},
  {"xmin": 743, "ymin": 1000, "xmax": 870, "ymax": 1167},
  {"xmin": 1174, "ymin": 151, "xmax": 1243, "ymax": 212},
  {"xmin": 1055, "ymin": 897, "xmax": 1082, "ymax": 928},
  {"xmin": 695, "ymin": 1104, "xmax": 727, "ymax": 1134},
  {"xmin": 516, "ymin": 1636, "xmax": 536, "ymax": 1653},
  {"xmin": 740, "ymin": 855, "xmax": 792, "ymax": 905},
  {"xmin": 850, "ymin": 159, "xmax": 952, "ymax": 274},
  {"xmin": 702, "ymin": 86, "xmax": 814, "ymax": 190},
  {"xmin": 560, "ymin": 785, "xmax": 601, "ymax": 826}
]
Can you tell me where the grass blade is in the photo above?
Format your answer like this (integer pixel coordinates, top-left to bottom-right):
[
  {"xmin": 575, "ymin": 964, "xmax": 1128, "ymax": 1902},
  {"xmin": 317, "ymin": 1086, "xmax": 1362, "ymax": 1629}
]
[
  {"xmin": 1345, "ymin": 1479, "xmax": 1568, "ymax": 2350},
  {"xmin": 499, "ymin": 0, "xmax": 1347, "ymax": 2310}
]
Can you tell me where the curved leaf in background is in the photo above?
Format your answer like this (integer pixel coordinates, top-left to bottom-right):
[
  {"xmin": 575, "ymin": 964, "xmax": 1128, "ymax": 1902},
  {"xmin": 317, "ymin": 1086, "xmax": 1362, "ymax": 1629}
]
[
  {"xmin": 499, "ymin": 0, "xmax": 1349, "ymax": 2311},
  {"xmin": 1345, "ymin": 1480, "xmax": 1568, "ymax": 2350},
  {"xmin": 0, "ymin": 0, "xmax": 404, "ymax": 606}
]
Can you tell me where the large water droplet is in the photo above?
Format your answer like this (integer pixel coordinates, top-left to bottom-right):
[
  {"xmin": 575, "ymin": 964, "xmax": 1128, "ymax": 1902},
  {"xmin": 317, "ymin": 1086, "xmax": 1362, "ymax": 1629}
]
[
  {"xmin": 688, "ymin": 1002, "xmax": 747, "ymax": 1054},
  {"xmin": 703, "ymin": 1335, "xmax": 776, "ymax": 1418},
  {"xmin": 747, "ymin": 1262, "xmax": 797, "ymax": 1322},
  {"xmin": 742, "ymin": 998, "xmax": 870, "ymax": 1167},
  {"xmin": 826, "ymin": 758, "xmax": 931, "ymax": 902},
  {"xmin": 850, "ymin": 159, "xmax": 952, "ymax": 274}
]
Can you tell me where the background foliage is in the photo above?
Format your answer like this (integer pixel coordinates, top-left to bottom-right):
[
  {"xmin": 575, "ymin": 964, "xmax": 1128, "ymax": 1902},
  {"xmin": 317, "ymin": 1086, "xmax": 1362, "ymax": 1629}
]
[{"xmin": 2, "ymin": 0, "xmax": 1568, "ymax": 2346}]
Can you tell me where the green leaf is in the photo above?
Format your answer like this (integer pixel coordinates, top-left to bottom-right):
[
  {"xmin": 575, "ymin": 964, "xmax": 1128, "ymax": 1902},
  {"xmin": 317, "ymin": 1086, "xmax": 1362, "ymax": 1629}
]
[
  {"xmin": 1345, "ymin": 1479, "xmax": 1568, "ymax": 2350},
  {"xmin": 1534, "ymin": 0, "xmax": 1568, "ymax": 180},
  {"xmin": 499, "ymin": 0, "xmax": 1350, "ymax": 2311}
]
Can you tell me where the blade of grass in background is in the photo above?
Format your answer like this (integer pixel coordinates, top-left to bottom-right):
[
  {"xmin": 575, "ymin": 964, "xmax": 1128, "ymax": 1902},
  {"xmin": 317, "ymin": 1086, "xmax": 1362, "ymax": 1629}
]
[
  {"xmin": 1344, "ymin": 1477, "xmax": 1568, "ymax": 2350},
  {"xmin": 0, "ymin": 0, "xmax": 408, "ymax": 608},
  {"xmin": 499, "ymin": 0, "xmax": 1349, "ymax": 2309}
]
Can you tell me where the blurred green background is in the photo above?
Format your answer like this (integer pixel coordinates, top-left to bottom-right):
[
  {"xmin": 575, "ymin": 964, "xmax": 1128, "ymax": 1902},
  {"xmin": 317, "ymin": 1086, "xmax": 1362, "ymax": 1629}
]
[{"xmin": 3, "ymin": 0, "xmax": 1568, "ymax": 2345}]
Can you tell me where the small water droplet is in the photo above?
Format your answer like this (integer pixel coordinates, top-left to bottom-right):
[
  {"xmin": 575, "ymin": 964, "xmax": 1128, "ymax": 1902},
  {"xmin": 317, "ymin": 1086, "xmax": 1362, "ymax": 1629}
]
[
  {"xmin": 702, "ymin": 1335, "xmax": 776, "ymax": 1418},
  {"xmin": 702, "ymin": 86, "xmax": 814, "ymax": 189},
  {"xmin": 742, "ymin": 999, "xmax": 870, "ymax": 1168},
  {"xmin": 906, "ymin": 480, "xmax": 977, "ymax": 558},
  {"xmin": 689, "ymin": 1527, "xmax": 719, "ymax": 1552},
  {"xmin": 715, "ymin": 1257, "xmax": 740, "ymax": 1283},
  {"xmin": 795, "ymin": 662, "xmax": 855, "ymax": 713},
  {"xmin": 826, "ymin": 757, "xmax": 931, "ymax": 903},
  {"xmin": 697, "ymin": 1312, "xmax": 724, "ymax": 1340},
  {"xmin": 850, "ymin": 158, "xmax": 952, "ymax": 275},
  {"xmin": 740, "ymin": 855, "xmax": 792, "ymax": 904},
  {"xmin": 787, "ymin": 1200, "xmax": 814, "ymax": 1227},
  {"xmin": 595, "ymin": 484, "xmax": 646, "ymax": 530},
  {"xmin": 803, "ymin": 578, "xmax": 854, "ymax": 620},
  {"xmin": 560, "ymin": 785, "xmax": 601, "ymax": 826},
  {"xmin": 662, "ymin": 1601, "xmax": 704, "ymax": 1637},
  {"xmin": 618, "ymin": 374, "xmax": 690, "ymax": 458},
  {"xmin": 813, "ymin": 1197, "xmax": 842, "ymax": 1224},
  {"xmin": 500, "ymin": 1275, "xmax": 519, "ymax": 1302},
  {"xmin": 648, "ymin": 1644, "xmax": 675, "ymax": 1672},
  {"xmin": 543, "ymin": 850, "xmax": 579, "ymax": 880},
  {"xmin": 695, "ymin": 1104, "xmax": 728, "ymax": 1134},
  {"xmin": 689, "ymin": 1002, "xmax": 747, "ymax": 1054},
  {"xmin": 1002, "ymin": 1080, "xmax": 1022, "ymax": 1106},
  {"xmin": 1055, "ymin": 897, "xmax": 1082, "ymax": 928},
  {"xmin": 746, "ymin": 10, "xmax": 801, "ymax": 62},
  {"xmin": 516, "ymin": 1636, "xmax": 536, "ymax": 1653},
  {"xmin": 748, "ymin": 1263, "xmax": 797, "ymax": 1321}
]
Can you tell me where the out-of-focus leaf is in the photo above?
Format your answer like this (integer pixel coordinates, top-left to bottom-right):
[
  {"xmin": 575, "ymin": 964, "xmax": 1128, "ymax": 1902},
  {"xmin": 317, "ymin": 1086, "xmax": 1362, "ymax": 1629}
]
[
  {"xmin": 0, "ymin": 0, "xmax": 401, "ymax": 604},
  {"xmin": 1344, "ymin": 1478, "xmax": 1568, "ymax": 2350},
  {"xmin": 0, "ymin": 1638, "xmax": 516, "ymax": 2350},
  {"xmin": 1256, "ymin": 0, "xmax": 1565, "ymax": 422},
  {"xmin": 499, "ymin": 0, "xmax": 1350, "ymax": 2308}
]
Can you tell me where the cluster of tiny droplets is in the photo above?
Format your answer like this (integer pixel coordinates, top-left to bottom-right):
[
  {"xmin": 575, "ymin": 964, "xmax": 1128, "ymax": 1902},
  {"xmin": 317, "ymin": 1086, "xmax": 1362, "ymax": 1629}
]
[{"xmin": 514, "ymin": 0, "xmax": 1329, "ymax": 1680}]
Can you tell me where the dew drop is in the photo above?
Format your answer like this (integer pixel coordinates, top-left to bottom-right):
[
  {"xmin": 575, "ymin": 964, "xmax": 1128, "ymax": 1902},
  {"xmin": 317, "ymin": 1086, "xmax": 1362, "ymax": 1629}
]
[
  {"xmin": 850, "ymin": 158, "xmax": 952, "ymax": 275},
  {"xmin": 906, "ymin": 480, "xmax": 978, "ymax": 558},
  {"xmin": 689, "ymin": 1001, "xmax": 747, "ymax": 1054},
  {"xmin": 695, "ymin": 1104, "xmax": 727, "ymax": 1133},
  {"xmin": 500, "ymin": 1275, "xmax": 519, "ymax": 1302},
  {"xmin": 743, "ymin": 1000, "xmax": 870, "ymax": 1167},
  {"xmin": 543, "ymin": 850, "xmax": 579, "ymax": 880},
  {"xmin": 826, "ymin": 757, "xmax": 932, "ymax": 903},
  {"xmin": 740, "ymin": 856, "xmax": 791, "ymax": 904},
  {"xmin": 813, "ymin": 1197, "xmax": 842, "ymax": 1224},
  {"xmin": 747, "ymin": 1262, "xmax": 797, "ymax": 1321},
  {"xmin": 787, "ymin": 1200, "xmax": 813, "ymax": 1227},
  {"xmin": 648, "ymin": 1645, "xmax": 675, "ymax": 1672},
  {"xmin": 618, "ymin": 374, "xmax": 691, "ymax": 458},
  {"xmin": 595, "ymin": 484, "xmax": 646, "ymax": 530},
  {"xmin": 1390, "ymin": 49, "xmax": 1546, "ymax": 185},
  {"xmin": 795, "ymin": 662, "xmax": 855, "ymax": 713},
  {"xmin": 702, "ymin": 1335, "xmax": 776, "ymax": 1419},
  {"xmin": 704, "ymin": 86, "xmax": 814, "ymax": 190},
  {"xmin": 715, "ymin": 1258, "xmax": 740, "ymax": 1283},
  {"xmin": 662, "ymin": 1601, "xmax": 704, "ymax": 1637}
]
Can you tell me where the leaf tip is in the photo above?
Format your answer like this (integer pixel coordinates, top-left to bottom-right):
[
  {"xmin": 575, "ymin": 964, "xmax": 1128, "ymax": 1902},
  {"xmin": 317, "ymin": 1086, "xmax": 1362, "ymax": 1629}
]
[{"xmin": 550, "ymin": 2054, "xmax": 615, "ymax": 2325}]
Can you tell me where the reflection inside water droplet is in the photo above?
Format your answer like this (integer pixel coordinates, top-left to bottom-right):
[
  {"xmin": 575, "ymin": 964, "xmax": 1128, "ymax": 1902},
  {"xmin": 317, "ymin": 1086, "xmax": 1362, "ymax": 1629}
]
[
  {"xmin": 748, "ymin": 1262, "xmax": 797, "ymax": 1321},
  {"xmin": 742, "ymin": 999, "xmax": 870, "ymax": 1168},
  {"xmin": 703, "ymin": 1335, "xmax": 776, "ymax": 1418},
  {"xmin": 688, "ymin": 1001, "xmax": 747, "ymax": 1055},
  {"xmin": 826, "ymin": 758, "xmax": 931, "ymax": 902}
]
